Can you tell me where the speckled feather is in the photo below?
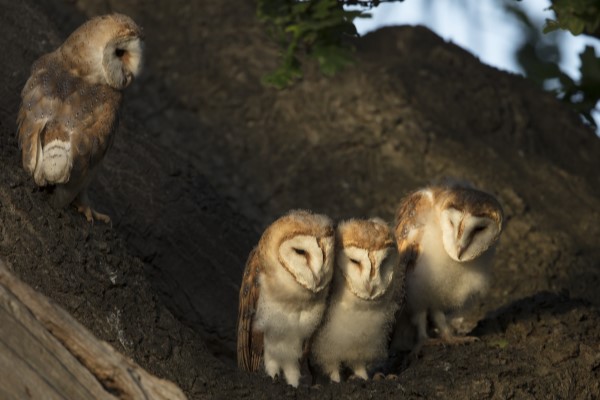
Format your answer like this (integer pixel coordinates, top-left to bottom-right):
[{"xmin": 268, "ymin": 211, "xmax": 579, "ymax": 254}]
[
  {"xmin": 394, "ymin": 190, "xmax": 429, "ymax": 274},
  {"xmin": 237, "ymin": 247, "xmax": 263, "ymax": 372}
]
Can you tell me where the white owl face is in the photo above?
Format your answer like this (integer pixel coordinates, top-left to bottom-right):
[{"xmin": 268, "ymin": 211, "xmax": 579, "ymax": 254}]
[
  {"xmin": 278, "ymin": 234, "xmax": 334, "ymax": 293},
  {"xmin": 338, "ymin": 246, "xmax": 396, "ymax": 300},
  {"xmin": 440, "ymin": 208, "xmax": 501, "ymax": 262},
  {"xmin": 103, "ymin": 35, "xmax": 143, "ymax": 89}
]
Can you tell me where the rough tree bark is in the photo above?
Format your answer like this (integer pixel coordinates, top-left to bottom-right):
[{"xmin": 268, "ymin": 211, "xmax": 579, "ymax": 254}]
[{"xmin": 0, "ymin": 261, "xmax": 186, "ymax": 400}]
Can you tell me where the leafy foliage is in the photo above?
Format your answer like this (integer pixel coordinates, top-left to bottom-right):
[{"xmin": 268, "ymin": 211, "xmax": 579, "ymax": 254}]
[
  {"xmin": 561, "ymin": 46, "xmax": 600, "ymax": 126},
  {"xmin": 528, "ymin": 0, "xmax": 600, "ymax": 126},
  {"xmin": 506, "ymin": 1, "xmax": 600, "ymax": 127},
  {"xmin": 544, "ymin": 0, "xmax": 600, "ymax": 36},
  {"xmin": 257, "ymin": 0, "xmax": 600, "ymax": 126},
  {"xmin": 257, "ymin": 0, "xmax": 369, "ymax": 88}
]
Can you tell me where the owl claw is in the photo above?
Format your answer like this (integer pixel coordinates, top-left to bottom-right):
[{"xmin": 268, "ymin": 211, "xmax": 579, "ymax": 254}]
[
  {"xmin": 372, "ymin": 372, "xmax": 385, "ymax": 381},
  {"xmin": 75, "ymin": 203, "xmax": 111, "ymax": 225}
]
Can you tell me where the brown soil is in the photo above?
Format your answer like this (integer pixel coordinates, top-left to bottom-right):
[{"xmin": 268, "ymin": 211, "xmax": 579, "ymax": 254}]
[{"xmin": 1, "ymin": 0, "xmax": 599, "ymax": 398}]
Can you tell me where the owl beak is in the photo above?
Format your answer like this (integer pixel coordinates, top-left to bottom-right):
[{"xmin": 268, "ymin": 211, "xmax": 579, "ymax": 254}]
[
  {"xmin": 311, "ymin": 264, "xmax": 328, "ymax": 290},
  {"xmin": 310, "ymin": 268, "xmax": 320, "ymax": 285},
  {"xmin": 456, "ymin": 245, "xmax": 464, "ymax": 260},
  {"xmin": 370, "ymin": 285, "xmax": 377, "ymax": 297}
]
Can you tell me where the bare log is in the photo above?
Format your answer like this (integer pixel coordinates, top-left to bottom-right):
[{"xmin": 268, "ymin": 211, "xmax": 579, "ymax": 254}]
[{"xmin": 0, "ymin": 260, "xmax": 186, "ymax": 400}]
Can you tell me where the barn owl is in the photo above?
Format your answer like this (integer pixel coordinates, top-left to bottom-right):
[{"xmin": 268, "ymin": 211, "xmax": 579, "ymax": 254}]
[
  {"xmin": 237, "ymin": 210, "xmax": 335, "ymax": 388},
  {"xmin": 391, "ymin": 184, "xmax": 503, "ymax": 352},
  {"xmin": 311, "ymin": 218, "xmax": 402, "ymax": 382},
  {"xmin": 17, "ymin": 14, "xmax": 143, "ymax": 223}
]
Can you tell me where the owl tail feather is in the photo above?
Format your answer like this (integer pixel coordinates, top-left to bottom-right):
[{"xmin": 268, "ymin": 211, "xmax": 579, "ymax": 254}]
[{"xmin": 40, "ymin": 140, "xmax": 71, "ymax": 185}]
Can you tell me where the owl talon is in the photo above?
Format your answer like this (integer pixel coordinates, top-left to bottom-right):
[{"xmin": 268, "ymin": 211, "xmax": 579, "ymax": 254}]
[
  {"xmin": 373, "ymin": 372, "xmax": 385, "ymax": 381},
  {"xmin": 348, "ymin": 372, "xmax": 368, "ymax": 381},
  {"xmin": 75, "ymin": 203, "xmax": 111, "ymax": 224}
]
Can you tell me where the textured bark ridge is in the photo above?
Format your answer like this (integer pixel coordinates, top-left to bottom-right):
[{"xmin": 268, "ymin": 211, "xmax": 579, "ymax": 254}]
[
  {"xmin": 0, "ymin": 261, "xmax": 186, "ymax": 400},
  {"xmin": 1, "ymin": 0, "xmax": 599, "ymax": 399}
]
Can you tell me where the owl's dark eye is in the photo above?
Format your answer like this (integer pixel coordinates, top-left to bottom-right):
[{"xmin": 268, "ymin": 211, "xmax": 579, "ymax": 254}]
[
  {"xmin": 115, "ymin": 48, "xmax": 126, "ymax": 57},
  {"xmin": 293, "ymin": 248, "xmax": 306, "ymax": 256},
  {"xmin": 473, "ymin": 226, "xmax": 486, "ymax": 234},
  {"xmin": 349, "ymin": 258, "xmax": 360, "ymax": 265}
]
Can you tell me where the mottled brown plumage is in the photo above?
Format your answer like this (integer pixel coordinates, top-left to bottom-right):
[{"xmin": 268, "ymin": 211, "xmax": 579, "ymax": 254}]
[
  {"xmin": 17, "ymin": 14, "xmax": 143, "ymax": 223},
  {"xmin": 237, "ymin": 248, "xmax": 264, "ymax": 372}
]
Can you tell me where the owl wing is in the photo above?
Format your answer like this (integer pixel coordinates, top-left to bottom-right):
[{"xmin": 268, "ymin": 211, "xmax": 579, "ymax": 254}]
[
  {"xmin": 237, "ymin": 248, "xmax": 264, "ymax": 372},
  {"xmin": 394, "ymin": 190, "xmax": 430, "ymax": 276},
  {"xmin": 17, "ymin": 54, "xmax": 120, "ymax": 193},
  {"xmin": 389, "ymin": 191, "xmax": 431, "ymax": 349},
  {"xmin": 17, "ymin": 55, "xmax": 58, "ymax": 180}
]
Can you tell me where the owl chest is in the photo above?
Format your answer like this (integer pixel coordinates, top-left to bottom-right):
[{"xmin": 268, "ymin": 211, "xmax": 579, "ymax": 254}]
[
  {"xmin": 339, "ymin": 302, "xmax": 387, "ymax": 336},
  {"xmin": 318, "ymin": 297, "xmax": 390, "ymax": 357},
  {"xmin": 411, "ymin": 253, "xmax": 490, "ymax": 310},
  {"xmin": 255, "ymin": 287, "xmax": 325, "ymax": 340}
]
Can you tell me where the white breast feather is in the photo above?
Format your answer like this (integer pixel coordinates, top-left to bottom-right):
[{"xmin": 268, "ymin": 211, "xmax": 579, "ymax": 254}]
[
  {"xmin": 408, "ymin": 215, "xmax": 491, "ymax": 313},
  {"xmin": 255, "ymin": 270, "xmax": 328, "ymax": 386},
  {"xmin": 312, "ymin": 274, "xmax": 398, "ymax": 374}
]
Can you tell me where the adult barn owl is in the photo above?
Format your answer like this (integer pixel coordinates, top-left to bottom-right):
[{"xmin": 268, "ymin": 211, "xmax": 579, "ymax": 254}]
[
  {"xmin": 392, "ymin": 184, "xmax": 503, "ymax": 351},
  {"xmin": 237, "ymin": 210, "xmax": 335, "ymax": 387},
  {"xmin": 17, "ymin": 14, "xmax": 143, "ymax": 223},
  {"xmin": 311, "ymin": 218, "xmax": 403, "ymax": 382}
]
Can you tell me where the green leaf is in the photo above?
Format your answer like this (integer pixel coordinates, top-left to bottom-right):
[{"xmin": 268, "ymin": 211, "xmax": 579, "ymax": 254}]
[
  {"xmin": 545, "ymin": 0, "xmax": 600, "ymax": 36},
  {"xmin": 256, "ymin": 1, "xmax": 379, "ymax": 88},
  {"xmin": 566, "ymin": 17, "xmax": 586, "ymax": 35},
  {"xmin": 291, "ymin": 1, "xmax": 311, "ymax": 14},
  {"xmin": 261, "ymin": 58, "xmax": 303, "ymax": 89},
  {"xmin": 314, "ymin": 0, "xmax": 338, "ymax": 19},
  {"xmin": 543, "ymin": 19, "xmax": 561, "ymax": 34},
  {"xmin": 312, "ymin": 44, "xmax": 355, "ymax": 76}
]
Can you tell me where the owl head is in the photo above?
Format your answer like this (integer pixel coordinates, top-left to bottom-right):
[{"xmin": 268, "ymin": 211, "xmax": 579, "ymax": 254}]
[
  {"xmin": 260, "ymin": 210, "xmax": 335, "ymax": 293},
  {"xmin": 438, "ymin": 187, "xmax": 504, "ymax": 262},
  {"xmin": 61, "ymin": 13, "xmax": 144, "ymax": 89},
  {"xmin": 336, "ymin": 218, "xmax": 398, "ymax": 300}
]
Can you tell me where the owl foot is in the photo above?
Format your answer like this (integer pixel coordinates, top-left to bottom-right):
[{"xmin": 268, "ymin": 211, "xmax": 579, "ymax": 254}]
[
  {"xmin": 75, "ymin": 202, "xmax": 111, "ymax": 224},
  {"xmin": 348, "ymin": 367, "xmax": 368, "ymax": 381},
  {"xmin": 328, "ymin": 370, "xmax": 341, "ymax": 383},
  {"xmin": 373, "ymin": 372, "xmax": 396, "ymax": 381}
]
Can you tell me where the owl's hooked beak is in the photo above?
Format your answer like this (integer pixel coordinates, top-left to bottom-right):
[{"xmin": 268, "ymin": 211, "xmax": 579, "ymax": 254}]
[{"xmin": 456, "ymin": 245, "xmax": 465, "ymax": 261}]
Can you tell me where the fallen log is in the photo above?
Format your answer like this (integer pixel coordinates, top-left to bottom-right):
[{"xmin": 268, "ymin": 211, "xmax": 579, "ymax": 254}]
[{"xmin": 0, "ymin": 260, "xmax": 186, "ymax": 400}]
